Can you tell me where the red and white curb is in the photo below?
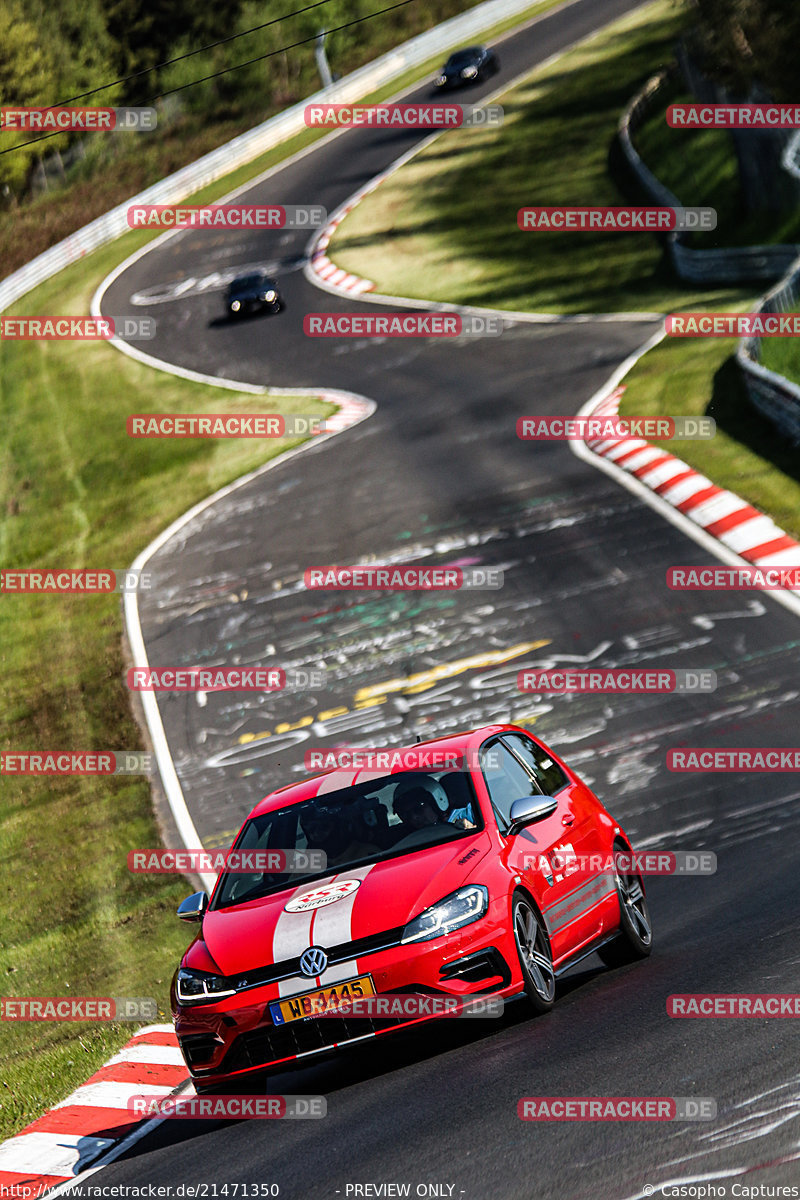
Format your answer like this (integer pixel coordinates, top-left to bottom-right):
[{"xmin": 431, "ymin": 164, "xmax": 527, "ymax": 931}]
[
  {"xmin": 310, "ymin": 203, "xmax": 375, "ymax": 294},
  {"xmin": 584, "ymin": 385, "xmax": 800, "ymax": 592},
  {"xmin": 318, "ymin": 389, "xmax": 374, "ymax": 431},
  {"xmin": 0, "ymin": 1026, "xmax": 188, "ymax": 1193}
]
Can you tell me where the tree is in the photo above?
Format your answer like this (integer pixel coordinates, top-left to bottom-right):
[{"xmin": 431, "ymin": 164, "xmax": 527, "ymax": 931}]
[{"xmin": 687, "ymin": 0, "xmax": 800, "ymax": 99}]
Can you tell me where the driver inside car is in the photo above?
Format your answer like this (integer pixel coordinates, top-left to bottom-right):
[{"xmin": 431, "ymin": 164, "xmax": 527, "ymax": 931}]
[
  {"xmin": 393, "ymin": 777, "xmax": 476, "ymax": 832},
  {"xmin": 393, "ymin": 786, "xmax": 443, "ymax": 832}
]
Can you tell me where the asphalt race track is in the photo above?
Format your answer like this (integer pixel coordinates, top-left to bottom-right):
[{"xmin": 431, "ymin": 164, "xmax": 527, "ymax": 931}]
[{"xmin": 96, "ymin": 0, "xmax": 800, "ymax": 1195}]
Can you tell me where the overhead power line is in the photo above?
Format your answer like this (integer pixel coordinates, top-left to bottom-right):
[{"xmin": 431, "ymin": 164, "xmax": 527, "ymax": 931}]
[{"xmin": 0, "ymin": 0, "xmax": 420, "ymax": 157}]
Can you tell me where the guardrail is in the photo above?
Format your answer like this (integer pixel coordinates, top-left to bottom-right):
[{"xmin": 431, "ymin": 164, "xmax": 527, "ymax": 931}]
[
  {"xmin": 0, "ymin": 0, "xmax": 537, "ymax": 314},
  {"xmin": 618, "ymin": 70, "xmax": 800, "ymax": 285},
  {"xmin": 737, "ymin": 263, "xmax": 800, "ymax": 444},
  {"xmin": 782, "ymin": 131, "xmax": 800, "ymax": 180}
]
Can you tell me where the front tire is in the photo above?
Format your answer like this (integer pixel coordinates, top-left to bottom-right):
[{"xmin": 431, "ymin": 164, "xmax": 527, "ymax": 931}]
[
  {"xmin": 598, "ymin": 845, "xmax": 653, "ymax": 967},
  {"xmin": 512, "ymin": 893, "xmax": 556, "ymax": 1013}
]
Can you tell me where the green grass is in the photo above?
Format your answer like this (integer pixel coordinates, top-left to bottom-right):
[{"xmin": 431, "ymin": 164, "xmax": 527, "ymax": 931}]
[
  {"xmin": 0, "ymin": 236, "xmax": 336, "ymax": 1139},
  {"xmin": 617, "ymin": 336, "xmax": 800, "ymax": 540},
  {"xmin": 328, "ymin": 1, "xmax": 758, "ymax": 314},
  {"xmin": 759, "ymin": 323, "xmax": 800, "ymax": 385}
]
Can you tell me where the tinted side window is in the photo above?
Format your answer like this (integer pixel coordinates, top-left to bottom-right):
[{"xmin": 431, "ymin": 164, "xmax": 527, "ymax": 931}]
[
  {"xmin": 502, "ymin": 733, "xmax": 568, "ymax": 796},
  {"xmin": 480, "ymin": 741, "xmax": 540, "ymax": 829}
]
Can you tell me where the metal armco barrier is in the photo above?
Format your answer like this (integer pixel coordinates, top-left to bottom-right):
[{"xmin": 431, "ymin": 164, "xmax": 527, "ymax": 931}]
[
  {"xmin": 737, "ymin": 263, "xmax": 800, "ymax": 444},
  {"xmin": 618, "ymin": 70, "xmax": 800, "ymax": 285}
]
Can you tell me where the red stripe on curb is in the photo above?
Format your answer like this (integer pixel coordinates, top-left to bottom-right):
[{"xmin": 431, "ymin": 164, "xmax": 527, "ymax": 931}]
[
  {"xmin": 24, "ymin": 1105, "xmax": 137, "ymax": 1138},
  {"xmin": 90, "ymin": 1059, "xmax": 187, "ymax": 1086},
  {"xmin": 128, "ymin": 1030, "xmax": 180, "ymax": 1046},
  {"xmin": 631, "ymin": 450, "xmax": 675, "ymax": 478},
  {"xmin": 741, "ymin": 535, "xmax": 799, "ymax": 561},
  {"xmin": 703, "ymin": 505, "xmax": 761, "ymax": 537},
  {"xmin": 676, "ymin": 484, "xmax": 722, "ymax": 513},
  {"xmin": 652, "ymin": 468, "xmax": 698, "ymax": 494},
  {"xmin": 604, "ymin": 442, "xmax": 649, "ymax": 466}
]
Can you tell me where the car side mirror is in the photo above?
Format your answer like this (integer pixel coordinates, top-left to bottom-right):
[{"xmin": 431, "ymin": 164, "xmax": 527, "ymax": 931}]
[
  {"xmin": 507, "ymin": 795, "xmax": 557, "ymax": 837},
  {"xmin": 177, "ymin": 891, "xmax": 208, "ymax": 922}
]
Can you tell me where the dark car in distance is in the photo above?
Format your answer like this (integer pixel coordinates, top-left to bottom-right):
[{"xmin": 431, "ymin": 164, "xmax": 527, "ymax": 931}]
[
  {"xmin": 225, "ymin": 271, "xmax": 282, "ymax": 318},
  {"xmin": 433, "ymin": 46, "xmax": 500, "ymax": 90}
]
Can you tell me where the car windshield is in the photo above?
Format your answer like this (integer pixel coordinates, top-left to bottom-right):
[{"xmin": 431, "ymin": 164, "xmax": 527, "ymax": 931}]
[
  {"xmin": 444, "ymin": 48, "xmax": 481, "ymax": 67},
  {"xmin": 228, "ymin": 274, "xmax": 265, "ymax": 292},
  {"xmin": 211, "ymin": 768, "xmax": 482, "ymax": 909}
]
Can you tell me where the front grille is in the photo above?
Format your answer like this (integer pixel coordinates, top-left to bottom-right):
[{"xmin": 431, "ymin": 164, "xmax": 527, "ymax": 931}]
[
  {"xmin": 179, "ymin": 1032, "xmax": 222, "ymax": 1067},
  {"xmin": 225, "ymin": 925, "xmax": 405, "ymax": 992},
  {"xmin": 219, "ymin": 1011, "xmax": 411, "ymax": 1074},
  {"xmin": 439, "ymin": 947, "xmax": 511, "ymax": 986}
]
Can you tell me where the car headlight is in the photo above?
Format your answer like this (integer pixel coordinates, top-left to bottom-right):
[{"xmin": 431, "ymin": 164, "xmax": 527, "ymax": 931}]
[
  {"xmin": 435, "ymin": 75, "xmax": 447, "ymax": 86},
  {"xmin": 230, "ymin": 300, "xmax": 241, "ymax": 312},
  {"xmin": 263, "ymin": 290, "xmax": 276, "ymax": 302},
  {"xmin": 461, "ymin": 66, "xmax": 478, "ymax": 78},
  {"xmin": 176, "ymin": 968, "xmax": 236, "ymax": 1005},
  {"xmin": 401, "ymin": 885, "xmax": 488, "ymax": 944}
]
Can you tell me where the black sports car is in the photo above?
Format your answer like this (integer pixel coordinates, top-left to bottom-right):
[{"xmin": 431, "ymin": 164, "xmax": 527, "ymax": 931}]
[
  {"xmin": 225, "ymin": 271, "xmax": 282, "ymax": 317},
  {"xmin": 433, "ymin": 46, "xmax": 500, "ymax": 90}
]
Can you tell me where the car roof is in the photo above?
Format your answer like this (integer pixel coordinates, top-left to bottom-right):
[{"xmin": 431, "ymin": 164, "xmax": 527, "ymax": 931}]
[{"xmin": 248, "ymin": 722, "xmax": 520, "ymax": 818}]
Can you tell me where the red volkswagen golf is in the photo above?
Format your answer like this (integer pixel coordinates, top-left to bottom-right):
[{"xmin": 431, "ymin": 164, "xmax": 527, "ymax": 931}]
[{"xmin": 171, "ymin": 724, "xmax": 652, "ymax": 1088}]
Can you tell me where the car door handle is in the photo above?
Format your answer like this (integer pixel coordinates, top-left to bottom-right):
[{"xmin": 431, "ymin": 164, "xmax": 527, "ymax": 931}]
[{"xmin": 561, "ymin": 814, "xmax": 574, "ymax": 825}]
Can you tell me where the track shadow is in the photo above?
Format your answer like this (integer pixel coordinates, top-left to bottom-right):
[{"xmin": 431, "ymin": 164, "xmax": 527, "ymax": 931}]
[{"xmin": 707, "ymin": 355, "xmax": 800, "ymax": 482}]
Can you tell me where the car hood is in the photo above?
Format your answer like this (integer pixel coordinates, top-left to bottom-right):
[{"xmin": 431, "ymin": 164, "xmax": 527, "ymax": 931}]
[{"xmin": 198, "ymin": 831, "xmax": 493, "ymax": 976}]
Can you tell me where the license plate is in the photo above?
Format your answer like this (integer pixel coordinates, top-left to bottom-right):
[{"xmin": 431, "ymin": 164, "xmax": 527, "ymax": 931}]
[{"xmin": 270, "ymin": 975, "xmax": 376, "ymax": 1025}]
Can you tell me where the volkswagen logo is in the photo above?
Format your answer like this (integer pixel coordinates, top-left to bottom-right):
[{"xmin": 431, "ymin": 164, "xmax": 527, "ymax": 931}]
[{"xmin": 299, "ymin": 946, "xmax": 328, "ymax": 977}]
